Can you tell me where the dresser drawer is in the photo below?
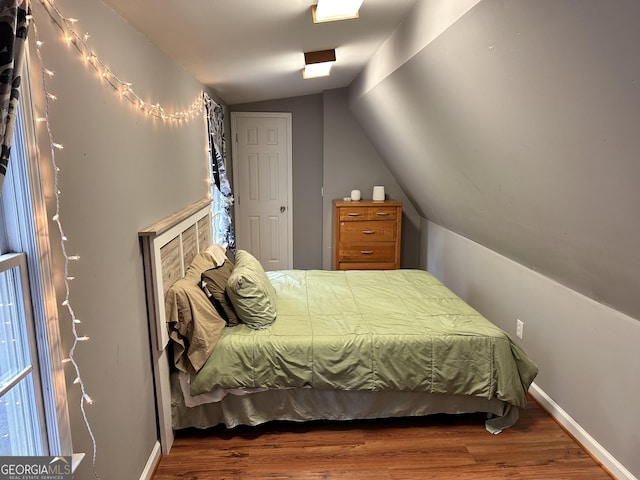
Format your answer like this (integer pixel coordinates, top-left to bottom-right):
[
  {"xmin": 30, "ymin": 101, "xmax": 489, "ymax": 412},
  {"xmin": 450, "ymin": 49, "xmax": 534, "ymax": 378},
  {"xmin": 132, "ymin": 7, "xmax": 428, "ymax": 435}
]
[
  {"xmin": 339, "ymin": 221, "xmax": 397, "ymax": 242},
  {"xmin": 337, "ymin": 242, "xmax": 396, "ymax": 263},
  {"xmin": 367, "ymin": 205, "xmax": 398, "ymax": 221},
  {"xmin": 338, "ymin": 206, "xmax": 398, "ymax": 222}
]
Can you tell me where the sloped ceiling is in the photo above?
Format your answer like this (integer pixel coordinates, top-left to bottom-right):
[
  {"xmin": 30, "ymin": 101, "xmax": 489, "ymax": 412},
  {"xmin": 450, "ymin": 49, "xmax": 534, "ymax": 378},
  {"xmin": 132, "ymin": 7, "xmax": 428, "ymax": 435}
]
[{"xmin": 350, "ymin": 0, "xmax": 640, "ymax": 320}]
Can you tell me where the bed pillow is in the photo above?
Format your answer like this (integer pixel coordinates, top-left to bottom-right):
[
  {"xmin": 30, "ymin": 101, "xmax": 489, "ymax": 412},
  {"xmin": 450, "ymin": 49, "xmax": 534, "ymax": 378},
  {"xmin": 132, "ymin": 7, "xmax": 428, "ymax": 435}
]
[
  {"xmin": 165, "ymin": 275, "xmax": 226, "ymax": 374},
  {"xmin": 205, "ymin": 243, "xmax": 228, "ymax": 266},
  {"xmin": 184, "ymin": 251, "xmax": 217, "ymax": 280},
  {"xmin": 225, "ymin": 250, "xmax": 277, "ymax": 329},
  {"xmin": 201, "ymin": 260, "xmax": 240, "ymax": 326}
]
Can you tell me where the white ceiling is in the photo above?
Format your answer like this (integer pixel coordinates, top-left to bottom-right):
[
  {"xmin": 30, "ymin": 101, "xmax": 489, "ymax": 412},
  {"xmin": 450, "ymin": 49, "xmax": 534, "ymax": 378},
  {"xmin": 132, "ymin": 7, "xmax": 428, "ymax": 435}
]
[{"xmin": 102, "ymin": 0, "xmax": 419, "ymax": 105}]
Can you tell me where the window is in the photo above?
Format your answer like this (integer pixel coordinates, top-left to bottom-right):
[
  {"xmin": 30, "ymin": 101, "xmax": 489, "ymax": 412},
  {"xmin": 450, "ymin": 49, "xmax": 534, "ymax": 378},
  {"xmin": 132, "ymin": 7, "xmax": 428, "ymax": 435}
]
[
  {"xmin": 0, "ymin": 63, "xmax": 72, "ymax": 456},
  {"xmin": 0, "ymin": 253, "xmax": 46, "ymax": 456},
  {"xmin": 211, "ymin": 184, "xmax": 232, "ymax": 247},
  {"xmin": 204, "ymin": 94, "xmax": 234, "ymax": 249}
]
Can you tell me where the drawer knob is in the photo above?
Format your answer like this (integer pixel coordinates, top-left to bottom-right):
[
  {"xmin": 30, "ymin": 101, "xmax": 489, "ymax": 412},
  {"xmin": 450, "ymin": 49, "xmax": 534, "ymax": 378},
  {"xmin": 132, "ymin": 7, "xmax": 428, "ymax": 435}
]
[
  {"xmin": 348, "ymin": 212, "xmax": 361, "ymax": 216},
  {"xmin": 362, "ymin": 230, "xmax": 375, "ymax": 234},
  {"xmin": 376, "ymin": 212, "xmax": 390, "ymax": 216},
  {"xmin": 361, "ymin": 250, "xmax": 374, "ymax": 255}
]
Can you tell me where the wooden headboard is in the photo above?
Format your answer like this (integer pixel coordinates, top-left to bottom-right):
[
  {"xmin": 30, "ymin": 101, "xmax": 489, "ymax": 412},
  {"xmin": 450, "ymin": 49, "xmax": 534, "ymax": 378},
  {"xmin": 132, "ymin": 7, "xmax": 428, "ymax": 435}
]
[{"xmin": 139, "ymin": 198, "xmax": 213, "ymax": 453}]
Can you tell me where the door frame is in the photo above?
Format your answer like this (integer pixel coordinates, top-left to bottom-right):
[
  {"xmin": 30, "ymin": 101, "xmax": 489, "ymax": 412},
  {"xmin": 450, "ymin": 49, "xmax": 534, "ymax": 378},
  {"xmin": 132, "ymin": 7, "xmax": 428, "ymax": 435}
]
[{"xmin": 230, "ymin": 111, "xmax": 293, "ymax": 269}]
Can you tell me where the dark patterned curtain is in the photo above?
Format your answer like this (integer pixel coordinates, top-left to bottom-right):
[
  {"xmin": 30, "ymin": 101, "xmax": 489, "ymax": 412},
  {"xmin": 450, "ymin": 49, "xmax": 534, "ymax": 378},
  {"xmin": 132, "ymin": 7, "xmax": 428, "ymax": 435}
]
[
  {"xmin": 204, "ymin": 92, "xmax": 235, "ymax": 250},
  {"xmin": 0, "ymin": 0, "xmax": 30, "ymax": 193}
]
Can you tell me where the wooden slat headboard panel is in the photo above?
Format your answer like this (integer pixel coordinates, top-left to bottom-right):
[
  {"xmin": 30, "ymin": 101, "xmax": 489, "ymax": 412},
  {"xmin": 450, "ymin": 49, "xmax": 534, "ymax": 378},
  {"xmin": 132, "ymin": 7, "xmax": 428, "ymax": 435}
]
[
  {"xmin": 182, "ymin": 224, "xmax": 198, "ymax": 270},
  {"xmin": 160, "ymin": 237, "xmax": 182, "ymax": 296},
  {"xmin": 198, "ymin": 215, "xmax": 212, "ymax": 250},
  {"xmin": 139, "ymin": 197, "xmax": 212, "ymax": 349}
]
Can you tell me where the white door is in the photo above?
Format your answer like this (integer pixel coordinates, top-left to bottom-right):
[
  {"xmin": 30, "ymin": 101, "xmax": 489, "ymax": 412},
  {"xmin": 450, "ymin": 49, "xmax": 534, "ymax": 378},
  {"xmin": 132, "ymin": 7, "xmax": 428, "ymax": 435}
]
[{"xmin": 231, "ymin": 112, "xmax": 293, "ymax": 271}]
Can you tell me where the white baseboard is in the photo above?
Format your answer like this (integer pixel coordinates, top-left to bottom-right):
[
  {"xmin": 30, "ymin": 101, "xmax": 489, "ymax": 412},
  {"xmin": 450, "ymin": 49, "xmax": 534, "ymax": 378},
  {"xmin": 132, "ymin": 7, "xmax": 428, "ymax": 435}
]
[
  {"xmin": 529, "ymin": 383, "xmax": 637, "ymax": 480},
  {"xmin": 139, "ymin": 441, "xmax": 162, "ymax": 480}
]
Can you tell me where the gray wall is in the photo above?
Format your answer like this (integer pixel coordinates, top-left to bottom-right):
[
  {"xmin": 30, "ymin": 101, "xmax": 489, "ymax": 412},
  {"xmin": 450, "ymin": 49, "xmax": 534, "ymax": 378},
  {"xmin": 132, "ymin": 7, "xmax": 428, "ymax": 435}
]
[
  {"xmin": 231, "ymin": 90, "xmax": 422, "ymax": 271},
  {"xmin": 351, "ymin": 0, "xmax": 640, "ymax": 322},
  {"xmin": 427, "ymin": 221, "xmax": 640, "ymax": 479},
  {"xmin": 30, "ymin": 0, "xmax": 210, "ymax": 477},
  {"xmin": 350, "ymin": 0, "xmax": 640, "ymax": 477}
]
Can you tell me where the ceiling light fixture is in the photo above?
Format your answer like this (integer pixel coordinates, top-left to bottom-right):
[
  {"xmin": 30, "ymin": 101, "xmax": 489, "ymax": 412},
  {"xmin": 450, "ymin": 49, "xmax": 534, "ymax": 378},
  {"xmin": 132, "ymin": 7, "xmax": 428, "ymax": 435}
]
[
  {"xmin": 302, "ymin": 49, "xmax": 336, "ymax": 79},
  {"xmin": 312, "ymin": 0, "xmax": 364, "ymax": 23}
]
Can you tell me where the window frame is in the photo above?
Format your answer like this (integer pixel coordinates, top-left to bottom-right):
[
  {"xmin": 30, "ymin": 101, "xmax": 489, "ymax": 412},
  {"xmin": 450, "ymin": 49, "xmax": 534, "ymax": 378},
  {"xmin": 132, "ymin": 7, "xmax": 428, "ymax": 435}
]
[
  {"xmin": 0, "ymin": 252, "xmax": 48, "ymax": 455},
  {"xmin": 0, "ymin": 52, "xmax": 72, "ymax": 456}
]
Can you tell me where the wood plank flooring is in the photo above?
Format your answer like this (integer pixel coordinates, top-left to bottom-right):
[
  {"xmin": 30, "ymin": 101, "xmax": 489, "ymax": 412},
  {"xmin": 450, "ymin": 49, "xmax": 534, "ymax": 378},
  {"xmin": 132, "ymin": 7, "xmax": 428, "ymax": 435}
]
[{"xmin": 152, "ymin": 396, "xmax": 613, "ymax": 479}]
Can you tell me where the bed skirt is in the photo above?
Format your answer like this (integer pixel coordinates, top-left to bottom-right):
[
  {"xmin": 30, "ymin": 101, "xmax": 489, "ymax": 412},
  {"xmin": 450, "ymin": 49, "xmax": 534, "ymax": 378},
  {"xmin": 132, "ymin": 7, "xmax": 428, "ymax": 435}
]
[{"xmin": 171, "ymin": 372, "xmax": 519, "ymax": 434}]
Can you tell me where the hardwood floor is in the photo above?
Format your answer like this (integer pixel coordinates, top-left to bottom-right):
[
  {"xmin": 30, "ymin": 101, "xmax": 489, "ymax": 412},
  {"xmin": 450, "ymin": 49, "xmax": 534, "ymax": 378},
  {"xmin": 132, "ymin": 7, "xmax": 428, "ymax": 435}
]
[{"xmin": 152, "ymin": 396, "xmax": 613, "ymax": 479}]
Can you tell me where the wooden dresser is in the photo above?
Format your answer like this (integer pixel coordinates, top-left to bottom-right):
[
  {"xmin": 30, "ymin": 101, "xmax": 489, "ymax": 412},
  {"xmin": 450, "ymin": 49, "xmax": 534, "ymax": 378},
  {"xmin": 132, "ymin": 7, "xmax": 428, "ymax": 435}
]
[{"xmin": 333, "ymin": 200, "xmax": 402, "ymax": 270}]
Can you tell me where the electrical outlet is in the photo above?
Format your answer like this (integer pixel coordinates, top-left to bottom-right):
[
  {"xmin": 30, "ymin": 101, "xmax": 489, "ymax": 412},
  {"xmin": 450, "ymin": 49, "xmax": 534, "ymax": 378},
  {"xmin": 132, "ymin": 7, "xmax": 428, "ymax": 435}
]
[{"xmin": 516, "ymin": 319, "xmax": 524, "ymax": 339}]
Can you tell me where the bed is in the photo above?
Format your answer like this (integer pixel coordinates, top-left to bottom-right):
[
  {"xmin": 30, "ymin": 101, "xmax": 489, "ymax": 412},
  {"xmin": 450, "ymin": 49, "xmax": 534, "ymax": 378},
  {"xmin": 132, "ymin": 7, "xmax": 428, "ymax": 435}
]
[{"xmin": 139, "ymin": 199, "xmax": 538, "ymax": 453}]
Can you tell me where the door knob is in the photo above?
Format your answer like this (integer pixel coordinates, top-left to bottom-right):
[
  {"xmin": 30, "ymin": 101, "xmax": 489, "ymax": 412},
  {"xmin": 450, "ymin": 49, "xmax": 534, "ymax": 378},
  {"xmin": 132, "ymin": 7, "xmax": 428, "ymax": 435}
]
[{"xmin": 280, "ymin": 206, "xmax": 286, "ymax": 213}]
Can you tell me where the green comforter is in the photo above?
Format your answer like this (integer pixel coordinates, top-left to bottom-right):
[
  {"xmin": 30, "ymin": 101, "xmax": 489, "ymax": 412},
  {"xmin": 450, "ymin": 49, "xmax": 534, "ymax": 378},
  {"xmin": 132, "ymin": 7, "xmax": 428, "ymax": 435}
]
[{"xmin": 190, "ymin": 270, "xmax": 537, "ymax": 408}]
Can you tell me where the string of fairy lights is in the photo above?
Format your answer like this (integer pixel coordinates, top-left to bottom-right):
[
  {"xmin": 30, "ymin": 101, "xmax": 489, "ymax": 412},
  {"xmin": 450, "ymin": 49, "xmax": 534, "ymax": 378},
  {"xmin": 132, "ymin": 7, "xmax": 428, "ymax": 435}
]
[
  {"xmin": 28, "ymin": 0, "xmax": 206, "ymax": 476},
  {"xmin": 32, "ymin": 19, "xmax": 100, "ymax": 478},
  {"xmin": 36, "ymin": 0, "xmax": 204, "ymax": 122}
]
